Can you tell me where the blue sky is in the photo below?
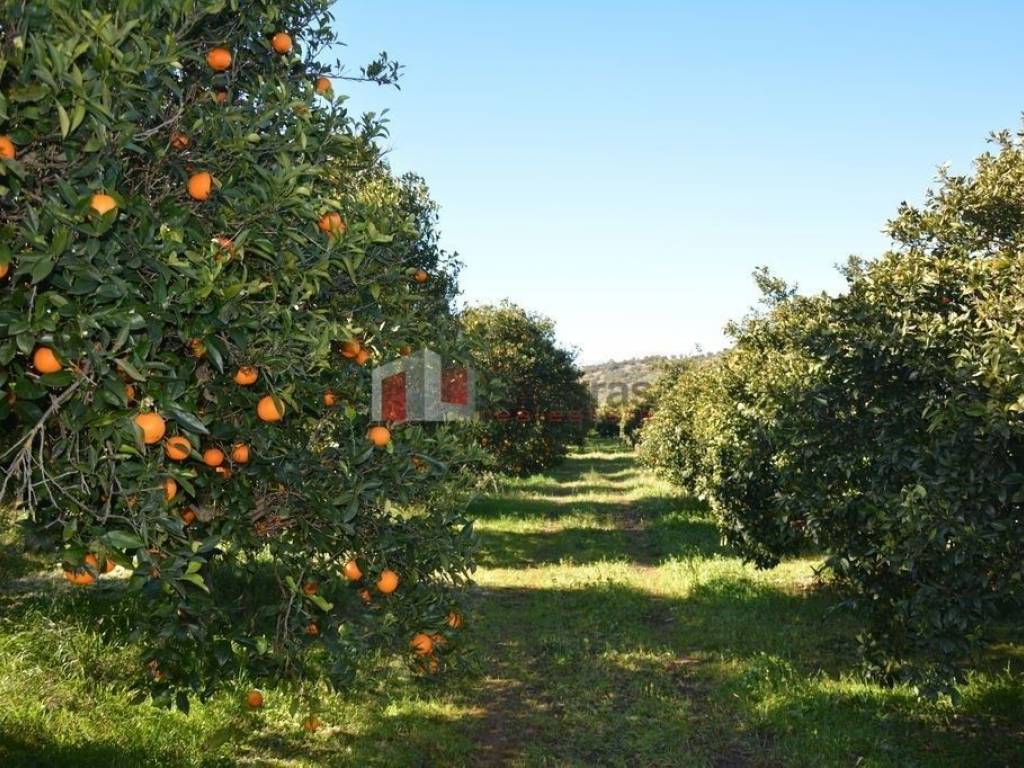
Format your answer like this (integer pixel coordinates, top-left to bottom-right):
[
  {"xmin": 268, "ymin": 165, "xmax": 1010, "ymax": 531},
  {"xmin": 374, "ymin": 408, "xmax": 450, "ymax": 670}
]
[{"xmin": 329, "ymin": 1, "xmax": 1024, "ymax": 364}]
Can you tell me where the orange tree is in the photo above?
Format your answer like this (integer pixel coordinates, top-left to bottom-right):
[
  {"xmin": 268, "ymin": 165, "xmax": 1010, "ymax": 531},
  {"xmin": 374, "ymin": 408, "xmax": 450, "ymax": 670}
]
[
  {"xmin": 0, "ymin": 0, "xmax": 476, "ymax": 708},
  {"xmin": 462, "ymin": 302, "xmax": 592, "ymax": 476},
  {"xmin": 639, "ymin": 132, "xmax": 1024, "ymax": 692}
]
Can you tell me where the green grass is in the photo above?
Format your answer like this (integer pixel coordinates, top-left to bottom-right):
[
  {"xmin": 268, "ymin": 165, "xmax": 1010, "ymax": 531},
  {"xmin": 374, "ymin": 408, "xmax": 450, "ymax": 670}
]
[{"xmin": 2, "ymin": 440, "xmax": 1023, "ymax": 766}]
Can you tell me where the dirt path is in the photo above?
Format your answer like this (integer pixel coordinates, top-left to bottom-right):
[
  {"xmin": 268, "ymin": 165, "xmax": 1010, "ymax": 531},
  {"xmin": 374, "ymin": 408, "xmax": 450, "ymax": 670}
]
[{"xmin": 461, "ymin": 443, "xmax": 763, "ymax": 768}]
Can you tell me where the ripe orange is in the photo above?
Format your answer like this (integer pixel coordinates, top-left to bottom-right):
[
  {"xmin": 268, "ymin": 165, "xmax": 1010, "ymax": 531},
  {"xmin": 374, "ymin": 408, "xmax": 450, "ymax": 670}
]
[
  {"xmin": 305, "ymin": 621, "xmax": 320, "ymax": 637},
  {"xmin": 271, "ymin": 32, "xmax": 292, "ymax": 54},
  {"xmin": 413, "ymin": 269, "xmax": 428, "ymax": 284},
  {"xmin": 203, "ymin": 447, "xmax": 225, "ymax": 467},
  {"xmin": 0, "ymin": 262, "xmax": 9, "ymax": 279},
  {"xmin": 340, "ymin": 339, "xmax": 361, "ymax": 359},
  {"xmin": 89, "ymin": 193, "xmax": 117, "ymax": 215},
  {"xmin": 357, "ymin": 588, "xmax": 372, "ymax": 604},
  {"xmin": 410, "ymin": 633, "xmax": 434, "ymax": 656},
  {"xmin": 231, "ymin": 443, "xmax": 250, "ymax": 464},
  {"xmin": 0, "ymin": 135, "xmax": 15, "ymax": 160},
  {"xmin": 170, "ymin": 132, "xmax": 189, "ymax": 151},
  {"xmin": 302, "ymin": 715, "xmax": 321, "ymax": 732},
  {"xmin": 323, "ymin": 390, "xmax": 337, "ymax": 407},
  {"xmin": 302, "ymin": 581, "xmax": 318, "ymax": 596},
  {"xmin": 187, "ymin": 171, "xmax": 212, "ymax": 201},
  {"xmin": 135, "ymin": 412, "xmax": 167, "ymax": 445},
  {"xmin": 85, "ymin": 553, "xmax": 116, "ymax": 574},
  {"xmin": 245, "ymin": 689, "xmax": 264, "ymax": 709},
  {"xmin": 367, "ymin": 425, "xmax": 391, "ymax": 448},
  {"xmin": 318, "ymin": 212, "xmax": 345, "ymax": 236},
  {"xmin": 257, "ymin": 395, "xmax": 284, "ymax": 422},
  {"xmin": 376, "ymin": 568, "xmax": 399, "ymax": 594},
  {"xmin": 206, "ymin": 47, "xmax": 232, "ymax": 71},
  {"xmin": 447, "ymin": 611, "xmax": 463, "ymax": 629},
  {"xmin": 213, "ymin": 89, "xmax": 229, "ymax": 104},
  {"xmin": 314, "ymin": 76, "xmax": 332, "ymax": 95},
  {"xmin": 64, "ymin": 567, "xmax": 96, "ymax": 587},
  {"xmin": 418, "ymin": 655, "xmax": 440, "ymax": 674},
  {"xmin": 124, "ymin": 384, "xmax": 137, "ymax": 401},
  {"xmin": 165, "ymin": 436, "xmax": 193, "ymax": 461},
  {"xmin": 234, "ymin": 366, "xmax": 258, "ymax": 386},
  {"xmin": 213, "ymin": 235, "xmax": 235, "ymax": 254},
  {"xmin": 164, "ymin": 477, "xmax": 178, "ymax": 502},
  {"xmin": 355, "ymin": 348, "xmax": 371, "ymax": 366},
  {"xmin": 215, "ymin": 466, "xmax": 233, "ymax": 480},
  {"xmin": 181, "ymin": 507, "xmax": 197, "ymax": 526},
  {"xmin": 32, "ymin": 347, "xmax": 62, "ymax": 374},
  {"xmin": 399, "ymin": 345, "xmax": 412, "ymax": 357},
  {"xmin": 188, "ymin": 338, "xmax": 206, "ymax": 358},
  {"xmin": 342, "ymin": 559, "xmax": 363, "ymax": 581}
]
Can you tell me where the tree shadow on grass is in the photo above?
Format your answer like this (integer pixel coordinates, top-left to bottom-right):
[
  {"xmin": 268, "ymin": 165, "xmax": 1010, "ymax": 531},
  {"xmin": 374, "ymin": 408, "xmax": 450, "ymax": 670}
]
[{"xmin": 451, "ymin": 580, "xmax": 1024, "ymax": 768}]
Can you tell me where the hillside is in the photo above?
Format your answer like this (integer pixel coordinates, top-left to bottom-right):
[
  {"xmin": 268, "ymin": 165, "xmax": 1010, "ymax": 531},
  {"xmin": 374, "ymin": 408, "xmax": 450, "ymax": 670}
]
[{"xmin": 582, "ymin": 355, "xmax": 679, "ymax": 406}]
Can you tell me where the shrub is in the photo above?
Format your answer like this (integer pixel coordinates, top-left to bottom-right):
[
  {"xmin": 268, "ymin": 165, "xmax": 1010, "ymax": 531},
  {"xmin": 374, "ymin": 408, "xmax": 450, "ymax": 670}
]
[
  {"xmin": 462, "ymin": 302, "xmax": 592, "ymax": 476},
  {"xmin": 0, "ymin": 0, "xmax": 475, "ymax": 707}
]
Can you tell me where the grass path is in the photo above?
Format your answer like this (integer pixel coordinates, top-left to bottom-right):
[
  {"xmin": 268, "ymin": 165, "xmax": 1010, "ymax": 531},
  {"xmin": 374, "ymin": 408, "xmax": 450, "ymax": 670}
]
[{"xmin": 2, "ymin": 441, "xmax": 1023, "ymax": 766}]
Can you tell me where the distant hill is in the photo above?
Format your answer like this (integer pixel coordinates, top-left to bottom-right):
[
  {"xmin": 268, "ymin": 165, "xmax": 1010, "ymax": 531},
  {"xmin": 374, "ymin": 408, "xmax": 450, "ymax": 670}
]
[
  {"xmin": 582, "ymin": 355, "xmax": 678, "ymax": 406},
  {"xmin": 582, "ymin": 353, "xmax": 720, "ymax": 406}
]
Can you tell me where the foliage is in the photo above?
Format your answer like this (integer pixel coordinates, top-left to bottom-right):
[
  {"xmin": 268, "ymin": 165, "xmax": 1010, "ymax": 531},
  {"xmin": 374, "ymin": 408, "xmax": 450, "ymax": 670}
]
[
  {"xmin": 638, "ymin": 130, "xmax": 1024, "ymax": 691},
  {"xmin": 0, "ymin": 0, "xmax": 476, "ymax": 706},
  {"xmin": 461, "ymin": 302, "xmax": 592, "ymax": 476}
]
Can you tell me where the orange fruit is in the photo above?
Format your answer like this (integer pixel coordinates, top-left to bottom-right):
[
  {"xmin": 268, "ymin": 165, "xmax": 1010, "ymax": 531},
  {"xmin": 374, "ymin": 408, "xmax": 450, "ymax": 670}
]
[
  {"xmin": 323, "ymin": 390, "xmax": 338, "ymax": 407},
  {"xmin": 245, "ymin": 689, "xmax": 264, "ymax": 709},
  {"xmin": 367, "ymin": 425, "xmax": 391, "ymax": 448},
  {"xmin": 230, "ymin": 443, "xmax": 250, "ymax": 464},
  {"xmin": 89, "ymin": 193, "xmax": 117, "ymax": 215},
  {"xmin": 340, "ymin": 339, "xmax": 361, "ymax": 359},
  {"xmin": 213, "ymin": 89, "xmax": 229, "ymax": 104},
  {"xmin": 32, "ymin": 347, "xmax": 62, "ymax": 374},
  {"xmin": 124, "ymin": 384, "xmax": 137, "ymax": 401},
  {"xmin": 164, "ymin": 477, "xmax": 178, "ymax": 502},
  {"xmin": 305, "ymin": 621, "xmax": 320, "ymax": 637},
  {"xmin": 355, "ymin": 348, "xmax": 371, "ymax": 366},
  {"xmin": 206, "ymin": 47, "xmax": 232, "ymax": 71},
  {"xmin": 234, "ymin": 366, "xmax": 258, "ymax": 386},
  {"xmin": 431, "ymin": 632, "xmax": 447, "ymax": 648},
  {"xmin": 376, "ymin": 568, "xmax": 399, "ymax": 594},
  {"xmin": 63, "ymin": 567, "xmax": 96, "ymax": 587},
  {"xmin": 302, "ymin": 581, "xmax": 318, "ymax": 596},
  {"xmin": 203, "ymin": 447, "xmax": 225, "ymax": 467},
  {"xmin": 215, "ymin": 466, "xmax": 233, "ymax": 480},
  {"xmin": 135, "ymin": 412, "xmax": 167, "ymax": 445},
  {"xmin": 410, "ymin": 632, "xmax": 434, "ymax": 656},
  {"xmin": 257, "ymin": 395, "xmax": 284, "ymax": 422},
  {"xmin": 0, "ymin": 262, "xmax": 9, "ymax": 279},
  {"xmin": 170, "ymin": 132, "xmax": 189, "ymax": 151},
  {"xmin": 85, "ymin": 553, "xmax": 115, "ymax": 574},
  {"xmin": 0, "ymin": 135, "xmax": 16, "ymax": 160},
  {"xmin": 187, "ymin": 171, "xmax": 212, "ymax": 201},
  {"xmin": 165, "ymin": 436, "xmax": 193, "ymax": 461},
  {"xmin": 418, "ymin": 655, "xmax": 440, "ymax": 674},
  {"xmin": 188, "ymin": 338, "xmax": 206, "ymax": 358},
  {"xmin": 213, "ymin": 235, "xmax": 235, "ymax": 254},
  {"xmin": 342, "ymin": 559, "xmax": 363, "ymax": 581},
  {"xmin": 399, "ymin": 345, "xmax": 412, "ymax": 357},
  {"xmin": 447, "ymin": 611, "xmax": 463, "ymax": 629},
  {"xmin": 271, "ymin": 32, "xmax": 292, "ymax": 54},
  {"xmin": 413, "ymin": 269, "xmax": 428, "ymax": 284},
  {"xmin": 314, "ymin": 76, "xmax": 332, "ymax": 95},
  {"xmin": 357, "ymin": 588, "xmax": 372, "ymax": 604},
  {"xmin": 318, "ymin": 212, "xmax": 345, "ymax": 236},
  {"xmin": 181, "ymin": 507, "xmax": 197, "ymax": 526},
  {"xmin": 302, "ymin": 715, "xmax": 321, "ymax": 732}
]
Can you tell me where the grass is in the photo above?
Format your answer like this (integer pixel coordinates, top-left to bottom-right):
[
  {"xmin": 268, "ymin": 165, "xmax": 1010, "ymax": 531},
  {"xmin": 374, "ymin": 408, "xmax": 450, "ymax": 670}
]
[{"xmin": 2, "ymin": 440, "xmax": 1023, "ymax": 766}]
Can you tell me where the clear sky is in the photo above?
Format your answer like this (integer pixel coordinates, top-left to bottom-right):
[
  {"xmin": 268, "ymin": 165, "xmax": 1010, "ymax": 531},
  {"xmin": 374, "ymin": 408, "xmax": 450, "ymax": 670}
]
[{"xmin": 329, "ymin": 1, "xmax": 1024, "ymax": 365}]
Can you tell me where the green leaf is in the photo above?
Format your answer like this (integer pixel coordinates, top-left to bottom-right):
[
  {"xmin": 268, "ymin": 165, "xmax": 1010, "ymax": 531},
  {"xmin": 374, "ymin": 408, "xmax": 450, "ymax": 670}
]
[{"xmin": 168, "ymin": 406, "xmax": 209, "ymax": 435}]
